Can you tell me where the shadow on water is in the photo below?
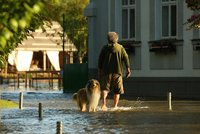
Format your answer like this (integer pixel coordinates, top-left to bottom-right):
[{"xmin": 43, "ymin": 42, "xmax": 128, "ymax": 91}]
[{"xmin": 1, "ymin": 91, "xmax": 200, "ymax": 134}]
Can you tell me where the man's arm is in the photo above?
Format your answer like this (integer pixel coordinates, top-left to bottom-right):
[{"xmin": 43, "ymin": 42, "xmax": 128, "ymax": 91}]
[
  {"xmin": 121, "ymin": 47, "xmax": 131, "ymax": 78},
  {"xmin": 126, "ymin": 67, "xmax": 131, "ymax": 78}
]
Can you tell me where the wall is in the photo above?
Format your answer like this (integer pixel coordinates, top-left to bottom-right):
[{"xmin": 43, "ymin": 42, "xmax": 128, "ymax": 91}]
[{"xmin": 85, "ymin": 0, "xmax": 200, "ymax": 99}]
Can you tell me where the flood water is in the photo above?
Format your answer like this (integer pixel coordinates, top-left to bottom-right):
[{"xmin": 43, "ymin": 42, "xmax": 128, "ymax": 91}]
[{"xmin": 0, "ymin": 85, "xmax": 200, "ymax": 134}]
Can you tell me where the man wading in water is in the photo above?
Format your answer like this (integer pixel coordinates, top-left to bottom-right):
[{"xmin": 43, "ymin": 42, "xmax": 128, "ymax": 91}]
[{"xmin": 98, "ymin": 32, "xmax": 131, "ymax": 111}]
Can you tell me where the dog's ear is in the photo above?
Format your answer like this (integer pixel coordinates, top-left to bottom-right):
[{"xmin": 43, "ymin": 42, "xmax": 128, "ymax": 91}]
[
  {"xmin": 86, "ymin": 79, "xmax": 100, "ymax": 89},
  {"xmin": 96, "ymin": 80, "xmax": 100, "ymax": 85},
  {"xmin": 86, "ymin": 79, "xmax": 93, "ymax": 87},
  {"xmin": 85, "ymin": 80, "xmax": 90, "ymax": 88},
  {"xmin": 94, "ymin": 79, "xmax": 100, "ymax": 86}
]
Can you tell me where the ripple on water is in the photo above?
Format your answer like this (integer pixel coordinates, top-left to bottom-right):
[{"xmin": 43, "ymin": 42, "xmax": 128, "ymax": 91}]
[{"xmin": 1, "ymin": 107, "xmax": 143, "ymax": 133}]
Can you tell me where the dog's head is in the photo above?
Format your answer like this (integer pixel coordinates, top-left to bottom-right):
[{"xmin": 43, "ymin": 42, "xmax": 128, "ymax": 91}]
[{"xmin": 86, "ymin": 79, "xmax": 100, "ymax": 92}]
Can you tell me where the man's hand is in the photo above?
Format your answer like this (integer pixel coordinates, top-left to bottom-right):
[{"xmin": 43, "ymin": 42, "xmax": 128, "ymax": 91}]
[{"xmin": 126, "ymin": 68, "xmax": 131, "ymax": 78}]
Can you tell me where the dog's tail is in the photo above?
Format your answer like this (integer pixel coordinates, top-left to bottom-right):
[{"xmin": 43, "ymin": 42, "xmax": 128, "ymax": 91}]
[{"xmin": 72, "ymin": 93, "xmax": 77, "ymax": 101}]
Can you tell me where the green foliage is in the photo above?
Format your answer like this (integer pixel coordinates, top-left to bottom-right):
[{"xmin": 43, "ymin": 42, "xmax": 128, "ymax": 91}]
[
  {"xmin": 63, "ymin": 0, "xmax": 89, "ymax": 62},
  {"xmin": 0, "ymin": 0, "xmax": 45, "ymax": 69},
  {"xmin": 0, "ymin": 0, "xmax": 89, "ymax": 70},
  {"xmin": 0, "ymin": 0, "xmax": 61, "ymax": 69},
  {"xmin": 44, "ymin": 0, "xmax": 89, "ymax": 63},
  {"xmin": 0, "ymin": 0, "xmax": 44, "ymax": 47},
  {"xmin": 185, "ymin": 0, "xmax": 200, "ymax": 29},
  {"xmin": 185, "ymin": 0, "xmax": 200, "ymax": 10}
]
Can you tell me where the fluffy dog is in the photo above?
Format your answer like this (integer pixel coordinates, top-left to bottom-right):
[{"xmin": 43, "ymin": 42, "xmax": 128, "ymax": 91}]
[{"xmin": 73, "ymin": 79, "xmax": 101, "ymax": 112}]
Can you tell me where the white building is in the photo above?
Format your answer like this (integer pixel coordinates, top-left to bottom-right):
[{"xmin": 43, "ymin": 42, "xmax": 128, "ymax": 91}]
[{"xmin": 85, "ymin": 0, "xmax": 200, "ymax": 99}]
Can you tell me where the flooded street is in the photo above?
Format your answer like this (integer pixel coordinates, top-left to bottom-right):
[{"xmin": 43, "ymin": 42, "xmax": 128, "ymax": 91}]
[{"xmin": 0, "ymin": 86, "xmax": 200, "ymax": 134}]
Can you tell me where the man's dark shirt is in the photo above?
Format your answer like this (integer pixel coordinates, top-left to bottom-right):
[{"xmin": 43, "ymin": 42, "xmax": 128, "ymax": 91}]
[{"xmin": 98, "ymin": 43, "xmax": 130, "ymax": 76}]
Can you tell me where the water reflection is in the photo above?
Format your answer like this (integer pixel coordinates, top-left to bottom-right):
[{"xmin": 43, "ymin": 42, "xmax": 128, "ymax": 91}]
[
  {"xmin": 1, "ymin": 92, "xmax": 200, "ymax": 134},
  {"xmin": 1, "ymin": 109, "xmax": 131, "ymax": 133}
]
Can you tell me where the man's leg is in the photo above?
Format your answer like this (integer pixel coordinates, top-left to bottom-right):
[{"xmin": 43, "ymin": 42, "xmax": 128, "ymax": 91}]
[
  {"xmin": 101, "ymin": 90, "xmax": 108, "ymax": 111},
  {"xmin": 113, "ymin": 74, "xmax": 123, "ymax": 108},
  {"xmin": 114, "ymin": 94, "xmax": 120, "ymax": 108}
]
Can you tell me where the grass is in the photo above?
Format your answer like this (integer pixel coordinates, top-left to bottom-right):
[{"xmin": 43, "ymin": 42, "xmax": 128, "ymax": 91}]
[{"xmin": 0, "ymin": 99, "xmax": 18, "ymax": 108}]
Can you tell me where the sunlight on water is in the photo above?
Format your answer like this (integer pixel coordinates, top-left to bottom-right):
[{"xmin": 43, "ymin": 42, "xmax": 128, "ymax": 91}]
[
  {"xmin": 1, "ymin": 92, "xmax": 200, "ymax": 134},
  {"xmin": 96, "ymin": 106, "xmax": 149, "ymax": 112},
  {"xmin": 0, "ymin": 93, "xmax": 149, "ymax": 134}
]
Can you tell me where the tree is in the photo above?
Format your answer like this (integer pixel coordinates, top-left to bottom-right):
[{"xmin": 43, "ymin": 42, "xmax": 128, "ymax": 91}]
[
  {"xmin": 64, "ymin": 0, "xmax": 89, "ymax": 63},
  {"xmin": 0, "ymin": 0, "xmax": 88, "ymax": 70},
  {"xmin": 185, "ymin": 0, "xmax": 200, "ymax": 29},
  {"xmin": 44, "ymin": 0, "xmax": 89, "ymax": 63},
  {"xmin": 0, "ymin": 0, "xmax": 60, "ymax": 69}
]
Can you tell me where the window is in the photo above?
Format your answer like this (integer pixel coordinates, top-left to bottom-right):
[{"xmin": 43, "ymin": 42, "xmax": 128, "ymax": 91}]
[
  {"xmin": 161, "ymin": 0, "xmax": 177, "ymax": 38},
  {"xmin": 122, "ymin": 0, "xmax": 135, "ymax": 40}
]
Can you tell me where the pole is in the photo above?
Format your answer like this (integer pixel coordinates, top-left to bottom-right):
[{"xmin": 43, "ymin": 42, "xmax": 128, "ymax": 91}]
[
  {"xmin": 19, "ymin": 92, "xmax": 23, "ymax": 109},
  {"xmin": 56, "ymin": 121, "xmax": 62, "ymax": 134},
  {"xmin": 62, "ymin": 14, "xmax": 65, "ymax": 91},
  {"xmin": 62, "ymin": 14, "xmax": 65, "ymax": 68},
  {"xmin": 168, "ymin": 92, "xmax": 172, "ymax": 111},
  {"xmin": 38, "ymin": 103, "xmax": 42, "ymax": 120}
]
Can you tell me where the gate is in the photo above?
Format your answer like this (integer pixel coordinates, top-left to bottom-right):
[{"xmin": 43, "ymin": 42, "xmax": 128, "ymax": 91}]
[{"xmin": 63, "ymin": 63, "xmax": 88, "ymax": 93}]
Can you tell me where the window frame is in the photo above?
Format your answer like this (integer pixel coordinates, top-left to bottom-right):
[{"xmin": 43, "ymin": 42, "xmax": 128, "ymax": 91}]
[
  {"xmin": 122, "ymin": 0, "xmax": 136, "ymax": 40},
  {"xmin": 161, "ymin": 0, "xmax": 177, "ymax": 38}
]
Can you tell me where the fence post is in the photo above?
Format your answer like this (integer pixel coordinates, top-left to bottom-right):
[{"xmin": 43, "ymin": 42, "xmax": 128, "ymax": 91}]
[
  {"xmin": 38, "ymin": 103, "xmax": 42, "ymax": 120},
  {"xmin": 56, "ymin": 121, "xmax": 62, "ymax": 134},
  {"xmin": 168, "ymin": 92, "xmax": 172, "ymax": 111},
  {"xmin": 19, "ymin": 92, "xmax": 23, "ymax": 109}
]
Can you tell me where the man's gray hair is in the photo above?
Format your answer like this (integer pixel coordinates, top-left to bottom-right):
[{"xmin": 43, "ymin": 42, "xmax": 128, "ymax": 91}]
[{"xmin": 107, "ymin": 32, "xmax": 118, "ymax": 43}]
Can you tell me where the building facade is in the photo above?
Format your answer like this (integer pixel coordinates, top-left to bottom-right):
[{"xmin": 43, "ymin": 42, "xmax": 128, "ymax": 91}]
[{"xmin": 85, "ymin": 0, "xmax": 200, "ymax": 99}]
